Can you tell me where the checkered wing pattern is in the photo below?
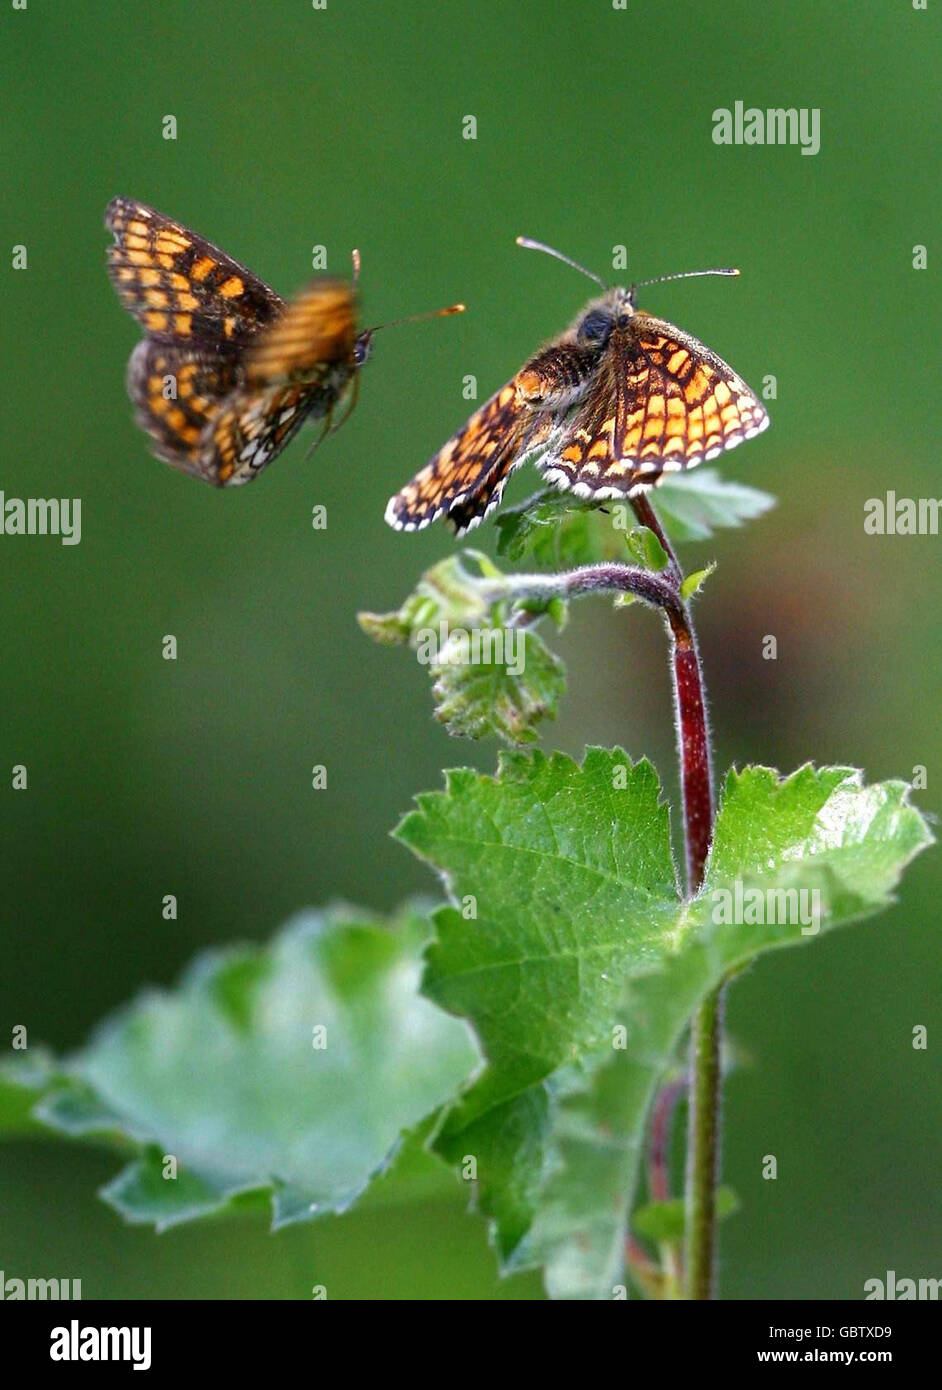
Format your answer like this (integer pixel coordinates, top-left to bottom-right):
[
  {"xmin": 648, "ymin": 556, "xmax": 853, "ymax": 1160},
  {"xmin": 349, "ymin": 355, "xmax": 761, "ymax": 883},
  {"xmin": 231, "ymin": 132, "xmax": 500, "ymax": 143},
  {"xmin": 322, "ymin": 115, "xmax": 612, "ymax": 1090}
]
[
  {"xmin": 107, "ymin": 199, "xmax": 362, "ymax": 485},
  {"xmin": 385, "ymin": 341, "xmax": 603, "ymax": 534},
  {"xmin": 125, "ymin": 339, "xmax": 242, "ymax": 480},
  {"xmin": 106, "ymin": 197, "xmax": 283, "ymax": 349},
  {"xmin": 386, "ymin": 379, "xmax": 567, "ymax": 534},
  {"xmin": 198, "ymin": 383, "xmax": 318, "ymax": 485},
  {"xmin": 539, "ymin": 313, "xmax": 769, "ymax": 498}
]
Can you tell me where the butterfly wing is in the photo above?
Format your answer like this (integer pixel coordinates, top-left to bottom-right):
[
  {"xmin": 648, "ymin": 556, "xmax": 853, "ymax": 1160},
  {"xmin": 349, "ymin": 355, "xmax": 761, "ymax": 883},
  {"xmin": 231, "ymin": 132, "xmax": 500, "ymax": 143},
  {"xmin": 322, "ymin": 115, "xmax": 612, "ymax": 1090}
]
[
  {"xmin": 105, "ymin": 197, "xmax": 283, "ymax": 348},
  {"xmin": 198, "ymin": 383, "xmax": 317, "ymax": 486},
  {"xmin": 202, "ymin": 280, "xmax": 359, "ymax": 485},
  {"xmin": 125, "ymin": 339, "xmax": 243, "ymax": 481},
  {"xmin": 130, "ymin": 348, "xmax": 321, "ymax": 487},
  {"xmin": 539, "ymin": 312, "xmax": 769, "ymax": 498},
  {"xmin": 127, "ymin": 332, "xmax": 316, "ymax": 488},
  {"xmin": 385, "ymin": 341, "xmax": 602, "ymax": 533},
  {"xmin": 383, "ymin": 382, "xmax": 546, "ymax": 534}
]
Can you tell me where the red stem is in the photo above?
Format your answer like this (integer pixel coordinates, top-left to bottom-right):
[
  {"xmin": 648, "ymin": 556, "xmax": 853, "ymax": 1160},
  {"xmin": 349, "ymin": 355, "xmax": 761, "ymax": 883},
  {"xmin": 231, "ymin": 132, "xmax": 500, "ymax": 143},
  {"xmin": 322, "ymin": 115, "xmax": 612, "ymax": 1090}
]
[
  {"xmin": 630, "ymin": 492, "xmax": 721, "ymax": 1301},
  {"xmin": 629, "ymin": 494, "xmax": 713, "ymax": 892},
  {"xmin": 648, "ymin": 1076, "xmax": 686, "ymax": 1203},
  {"xmin": 665, "ymin": 611, "xmax": 713, "ymax": 890}
]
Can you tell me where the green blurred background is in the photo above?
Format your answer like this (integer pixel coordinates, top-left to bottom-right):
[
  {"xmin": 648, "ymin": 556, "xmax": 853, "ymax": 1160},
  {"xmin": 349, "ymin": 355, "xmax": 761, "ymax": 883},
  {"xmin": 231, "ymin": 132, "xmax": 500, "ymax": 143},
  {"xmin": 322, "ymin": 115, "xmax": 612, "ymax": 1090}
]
[{"xmin": 2, "ymin": 0, "xmax": 939, "ymax": 1299}]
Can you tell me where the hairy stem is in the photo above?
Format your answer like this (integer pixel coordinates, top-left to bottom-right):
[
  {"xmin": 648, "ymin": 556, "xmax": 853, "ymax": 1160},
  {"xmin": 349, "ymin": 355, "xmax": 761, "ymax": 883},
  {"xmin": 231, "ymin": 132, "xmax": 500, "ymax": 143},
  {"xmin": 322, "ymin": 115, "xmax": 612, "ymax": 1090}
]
[
  {"xmin": 664, "ymin": 606, "xmax": 714, "ymax": 888},
  {"xmin": 685, "ymin": 982, "xmax": 724, "ymax": 1300},
  {"xmin": 631, "ymin": 493, "xmax": 722, "ymax": 1302},
  {"xmin": 481, "ymin": 561, "xmax": 683, "ymax": 614}
]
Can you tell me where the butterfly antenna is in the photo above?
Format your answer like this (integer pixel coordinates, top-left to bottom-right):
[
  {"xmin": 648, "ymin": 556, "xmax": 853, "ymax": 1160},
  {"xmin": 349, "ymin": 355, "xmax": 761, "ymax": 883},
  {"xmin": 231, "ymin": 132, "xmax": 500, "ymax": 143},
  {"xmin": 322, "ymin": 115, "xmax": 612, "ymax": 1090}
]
[
  {"xmin": 351, "ymin": 251, "xmax": 463, "ymax": 334},
  {"xmin": 363, "ymin": 302, "xmax": 465, "ymax": 335},
  {"xmin": 516, "ymin": 236, "xmax": 606, "ymax": 289},
  {"xmin": 632, "ymin": 266, "xmax": 740, "ymax": 291}
]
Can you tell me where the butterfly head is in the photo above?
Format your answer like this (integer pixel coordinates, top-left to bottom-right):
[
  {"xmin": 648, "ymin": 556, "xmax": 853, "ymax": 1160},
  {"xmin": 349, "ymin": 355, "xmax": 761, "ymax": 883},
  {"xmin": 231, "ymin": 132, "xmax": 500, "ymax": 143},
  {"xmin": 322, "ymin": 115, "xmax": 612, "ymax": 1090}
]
[
  {"xmin": 353, "ymin": 331, "xmax": 374, "ymax": 367},
  {"xmin": 575, "ymin": 288, "xmax": 638, "ymax": 346}
]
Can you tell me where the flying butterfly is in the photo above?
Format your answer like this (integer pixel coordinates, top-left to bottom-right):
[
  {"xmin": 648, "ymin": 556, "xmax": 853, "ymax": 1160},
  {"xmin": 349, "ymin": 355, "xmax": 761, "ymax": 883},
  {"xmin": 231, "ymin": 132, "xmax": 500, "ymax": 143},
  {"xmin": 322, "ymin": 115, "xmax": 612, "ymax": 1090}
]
[
  {"xmin": 385, "ymin": 237, "xmax": 769, "ymax": 534},
  {"xmin": 105, "ymin": 197, "xmax": 463, "ymax": 485}
]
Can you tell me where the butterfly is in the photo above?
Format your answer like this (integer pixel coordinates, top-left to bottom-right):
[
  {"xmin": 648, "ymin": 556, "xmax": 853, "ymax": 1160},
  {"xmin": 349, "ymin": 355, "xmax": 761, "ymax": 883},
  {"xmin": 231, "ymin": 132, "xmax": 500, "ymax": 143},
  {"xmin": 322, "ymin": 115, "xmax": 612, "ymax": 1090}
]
[
  {"xmin": 105, "ymin": 197, "xmax": 463, "ymax": 486},
  {"xmin": 385, "ymin": 237, "xmax": 769, "ymax": 534}
]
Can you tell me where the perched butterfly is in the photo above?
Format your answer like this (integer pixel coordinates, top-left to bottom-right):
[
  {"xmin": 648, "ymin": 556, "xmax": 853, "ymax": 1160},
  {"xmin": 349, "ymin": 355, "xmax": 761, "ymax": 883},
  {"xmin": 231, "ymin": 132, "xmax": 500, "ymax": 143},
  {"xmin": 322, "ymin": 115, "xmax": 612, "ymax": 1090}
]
[
  {"xmin": 105, "ymin": 197, "xmax": 463, "ymax": 485},
  {"xmin": 385, "ymin": 237, "xmax": 769, "ymax": 534}
]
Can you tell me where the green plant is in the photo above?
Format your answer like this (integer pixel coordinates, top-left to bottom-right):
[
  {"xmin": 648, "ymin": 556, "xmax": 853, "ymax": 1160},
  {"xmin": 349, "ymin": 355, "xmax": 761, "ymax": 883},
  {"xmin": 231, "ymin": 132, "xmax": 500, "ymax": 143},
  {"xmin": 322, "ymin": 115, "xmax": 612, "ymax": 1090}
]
[
  {"xmin": 358, "ymin": 470, "xmax": 931, "ymax": 1297},
  {"xmin": 2, "ymin": 468, "xmax": 931, "ymax": 1300}
]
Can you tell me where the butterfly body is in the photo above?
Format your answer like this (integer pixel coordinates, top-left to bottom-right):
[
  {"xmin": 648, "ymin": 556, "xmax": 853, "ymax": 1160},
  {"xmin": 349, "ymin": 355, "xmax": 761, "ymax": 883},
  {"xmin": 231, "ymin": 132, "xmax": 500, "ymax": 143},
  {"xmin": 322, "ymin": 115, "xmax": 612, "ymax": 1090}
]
[
  {"xmin": 106, "ymin": 197, "xmax": 369, "ymax": 485},
  {"xmin": 386, "ymin": 277, "xmax": 769, "ymax": 534}
]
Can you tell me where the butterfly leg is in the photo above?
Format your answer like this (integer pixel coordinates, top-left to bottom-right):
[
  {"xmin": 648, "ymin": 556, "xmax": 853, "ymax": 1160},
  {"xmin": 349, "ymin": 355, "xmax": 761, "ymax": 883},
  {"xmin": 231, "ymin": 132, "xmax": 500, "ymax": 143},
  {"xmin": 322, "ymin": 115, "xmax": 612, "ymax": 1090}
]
[
  {"xmin": 328, "ymin": 369, "xmax": 360, "ymax": 436},
  {"xmin": 303, "ymin": 406, "xmax": 334, "ymax": 463}
]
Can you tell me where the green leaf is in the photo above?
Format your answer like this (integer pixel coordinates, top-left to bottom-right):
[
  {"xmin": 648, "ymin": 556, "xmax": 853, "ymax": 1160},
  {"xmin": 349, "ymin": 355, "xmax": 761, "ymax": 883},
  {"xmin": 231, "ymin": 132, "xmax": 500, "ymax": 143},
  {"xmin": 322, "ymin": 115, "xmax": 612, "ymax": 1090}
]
[
  {"xmin": 656, "ymin": 469, "xmax": 776, "ymax": 542},
  {"xmin": 358, "ymin": 551, "xmax": 500, "ymax": 645},
  {"xmin": 632, "ymin": 1186, "xmax": 739, "ymax": 1243},
  {"xmin": 495, "ymin": 489, "xmax": 662, "ymax": 569},
  {"xmin": 395, "ymin": 750, "xmax": 931, "ymax": 1297},
  {"xmin": 494, "ymin": 490, "xmax": 620, "ymax": 567},
  {"xmin": 494, "ymin": 471, "xmax": 775, "ymax": 568},
  {"xmin": 360, "ymin": 552, "xmax": 569, "ymax": 743},
  {"xmin": 0, "ymin": 1048, "xmax": 63, "ymax": 1138},
  {"xmin": 431, "ymin": 627, "xmax": 566, "ymax": 744},
  {"xmin": 546, "ymin": 597, "xmax": 569, "ymax": 631},
  {"xmin": 10, "ymin": 907, "xmax": 479, "ymax": 1231},
  {"xmin": 625, "ymin": 526, "xmax": 669, "ymax": 572},
  {"xmin": 400, "ymin": 751, "xmax": 678, "ymax": 1099},
  {"xmin": 680, "ymin": 563, "xmax": 716, "ymax": 602}
]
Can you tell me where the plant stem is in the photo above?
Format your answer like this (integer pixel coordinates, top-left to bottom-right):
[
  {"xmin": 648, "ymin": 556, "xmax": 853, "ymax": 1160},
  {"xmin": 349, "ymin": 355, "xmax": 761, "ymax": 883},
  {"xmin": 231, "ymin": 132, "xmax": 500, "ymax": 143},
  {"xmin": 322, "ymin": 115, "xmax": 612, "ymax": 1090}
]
[
  {"xmin": 485, "ymin": 498, "xmax": 724, "ymax": 1296},
  {"xmin": 663, "ymin": 605, "xmax": 714, "ymax": 889},
  {"xmin": 631, "ymin": 493, "xmax": 722, "ymax": 1301},
  {"xmin": 648, "ymin": 1075, "xmax": 687, "ymax": 1296},
  {"xmin": 629, "ymin": 495, "xmax": 713, "ymax": 887},
  {"xmin": 685, "ymin": 982, "xmax": 724, "ymax": 1300},
  {"xmin": 482, "ymin": 561, "xmax": 682, "ymax": 614},
  {"xmin": 648, "ymin": 1076, "xmax": 686, "ymax": 1203}
]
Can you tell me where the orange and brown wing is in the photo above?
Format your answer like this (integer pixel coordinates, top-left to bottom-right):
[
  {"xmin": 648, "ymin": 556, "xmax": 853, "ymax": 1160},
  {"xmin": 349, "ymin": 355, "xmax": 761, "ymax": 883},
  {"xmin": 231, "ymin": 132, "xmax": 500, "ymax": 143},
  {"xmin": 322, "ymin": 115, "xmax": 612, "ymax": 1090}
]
[
  {"xmin": 129, "ymin": 339, "xmax": 317, "ymax": 487},
  {"xmin": 200, "ymin": 280, "xmax": 359, "ymax": 485},
  {"xmin": 385, "ymin": 340, "xmax": 602, "ymax": 533},
  {"xmin": 125, "ymin": 339, "xmax": 242, "ymax": 481},
  {"xmin": 198, "ymin": 383, "xmax": 316, "ymax": 486},
  {"xmin": 539, "ymin": 312, "xmax": 769, "ymax": 499},
  {"xmin": 383, "ymin": 380, "xmax": 551, "ymax": 533},
  {"xmin": 105, "ymin": 196, "xmax": 283, "ymax": 348}
]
